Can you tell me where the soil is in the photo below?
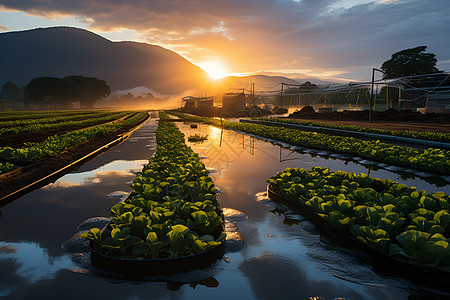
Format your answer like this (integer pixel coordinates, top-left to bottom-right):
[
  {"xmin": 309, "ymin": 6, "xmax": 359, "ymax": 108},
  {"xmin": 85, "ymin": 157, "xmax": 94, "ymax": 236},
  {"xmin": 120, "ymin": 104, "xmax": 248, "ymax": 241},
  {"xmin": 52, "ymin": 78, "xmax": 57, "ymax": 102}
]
[
  {"xmin": 0, "ymin": 114, "xmax": 149, "ymax": 203},
  {"xmin": 286, "ymin": 108, "xmax": 450, "ymax": 133}
]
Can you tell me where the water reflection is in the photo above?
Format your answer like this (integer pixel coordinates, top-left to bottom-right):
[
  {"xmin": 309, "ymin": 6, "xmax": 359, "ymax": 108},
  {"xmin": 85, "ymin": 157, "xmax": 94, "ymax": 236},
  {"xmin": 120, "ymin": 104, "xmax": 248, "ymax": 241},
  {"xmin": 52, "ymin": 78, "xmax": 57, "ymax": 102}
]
[
  {"xmin": 1, "ymin": 117, "xmax": 449, "ymax": 299},
  {"xmin": 44, "ymin": 160, "xmax": 147, "ymax": 188},
  {"xmin": 178, "ymin": 122, "xmax": 450, "ymax": 299},
  {"xmin": 239, "ymin": 251, "xmax": 378, "ymax": 300},
  {"xmin": 208, "ymin": 126, "xmax": 223, "ymax": 142},
  {"xmin": 0, "ymin": 241, "xmax": 74, "ymax": 297}
]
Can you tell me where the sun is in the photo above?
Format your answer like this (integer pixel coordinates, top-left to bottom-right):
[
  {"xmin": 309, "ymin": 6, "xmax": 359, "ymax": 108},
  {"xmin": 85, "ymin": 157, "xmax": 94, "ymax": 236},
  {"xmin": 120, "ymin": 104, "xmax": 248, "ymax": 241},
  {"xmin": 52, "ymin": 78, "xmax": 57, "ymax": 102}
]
[{"xmin": 198, "ymin": 62, "xmax": 229, "ymax": 80}]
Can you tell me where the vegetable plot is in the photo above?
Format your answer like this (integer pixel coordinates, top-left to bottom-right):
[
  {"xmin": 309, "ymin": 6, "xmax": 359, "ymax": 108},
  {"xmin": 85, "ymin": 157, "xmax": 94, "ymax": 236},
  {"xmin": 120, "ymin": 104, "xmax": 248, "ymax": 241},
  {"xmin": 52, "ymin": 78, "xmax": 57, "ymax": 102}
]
[
  {"xmin": 0, "ymin": 111, "xmax": 130, "ymax": 137},
  {"xmin": 0, "ymin": 112, "xmax": 148, "ymax": 163},
  {"xmin": 188, "ymin": 134, "xmax": 208, "ymax": 142},
  {"xmin": 256, "ymin": 117, "xmax": 450, "ymax": 144},
  {"xmin": 168, "ymin": 112, "xmax": 450, "ymax": 175},
  {"xmin": 82, "ymin": 113, "xmax": 225, "ymax": 260},
  {"xmin": 0, "ymin": 110, "xmax": 100, "ymax": 122},
  {"xmin": 268, "ymin": 167, "xmax": 450, "ymax": 272},
  {"xmin": 0, "ymin": 162, "xmax": 14, "ymax": 174}
]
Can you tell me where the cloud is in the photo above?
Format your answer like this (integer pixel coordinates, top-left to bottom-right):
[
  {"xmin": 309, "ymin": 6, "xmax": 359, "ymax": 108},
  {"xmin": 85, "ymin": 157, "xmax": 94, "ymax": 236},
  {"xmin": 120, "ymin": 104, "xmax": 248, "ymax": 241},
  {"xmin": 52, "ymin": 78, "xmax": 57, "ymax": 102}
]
[
  {"xmin": 0, "ymin": 24, "xmax": 10, "ymax": 31},
  {"xmin": 1, "ymin": 0, "xmax": 449, "ymax": 81}
]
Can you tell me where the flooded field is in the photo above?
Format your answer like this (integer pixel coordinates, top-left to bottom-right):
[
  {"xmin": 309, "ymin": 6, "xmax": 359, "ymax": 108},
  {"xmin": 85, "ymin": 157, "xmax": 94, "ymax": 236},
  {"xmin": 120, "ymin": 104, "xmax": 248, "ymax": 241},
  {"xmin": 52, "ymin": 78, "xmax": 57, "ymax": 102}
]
[{"xmin": 1, "ymin": 118, "xmax": 449, "ymax": 299}]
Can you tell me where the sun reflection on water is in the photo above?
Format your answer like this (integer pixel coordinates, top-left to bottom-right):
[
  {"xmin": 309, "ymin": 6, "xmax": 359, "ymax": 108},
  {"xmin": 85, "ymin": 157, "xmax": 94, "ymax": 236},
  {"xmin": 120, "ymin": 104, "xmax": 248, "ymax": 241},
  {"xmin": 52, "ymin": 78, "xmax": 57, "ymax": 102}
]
[{"xmin": 208, "ymin": 126, "xmax": 223, "ymax": 144}]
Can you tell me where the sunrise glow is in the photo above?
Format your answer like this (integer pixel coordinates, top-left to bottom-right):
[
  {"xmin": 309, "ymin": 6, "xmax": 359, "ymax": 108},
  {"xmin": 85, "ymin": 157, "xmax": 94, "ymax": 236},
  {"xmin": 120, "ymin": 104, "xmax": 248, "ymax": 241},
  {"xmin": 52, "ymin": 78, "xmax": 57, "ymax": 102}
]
[{"xmin": 197, "ymin": 62, "xmax": 229, "ymax": 80}]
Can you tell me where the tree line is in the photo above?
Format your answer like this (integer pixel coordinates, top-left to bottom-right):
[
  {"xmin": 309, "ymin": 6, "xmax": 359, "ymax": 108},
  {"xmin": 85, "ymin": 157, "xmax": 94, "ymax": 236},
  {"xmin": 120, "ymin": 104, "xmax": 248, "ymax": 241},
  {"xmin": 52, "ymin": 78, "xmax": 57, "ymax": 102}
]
[{"xmin": 1, "ymin": 75, "xmax": 110, "ymax": 109}]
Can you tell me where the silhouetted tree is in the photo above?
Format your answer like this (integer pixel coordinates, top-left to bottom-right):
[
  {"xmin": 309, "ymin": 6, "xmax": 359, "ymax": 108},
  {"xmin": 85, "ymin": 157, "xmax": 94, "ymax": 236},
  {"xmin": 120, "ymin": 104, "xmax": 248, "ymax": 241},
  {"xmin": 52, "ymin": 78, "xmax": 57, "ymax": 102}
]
[
  {"xmin": 24, "ymin": 75, "xmax": 110, "ymax": 108},
  {"xmin": 381, "ymin": 46, "xmax": 441, "ymax": 79},
  {"xmin": 120, "ymin": 93, "xmax": 134, "ymax": 101},
  {"xmin": 62, "ymin": 76, "xmax": 111, "ymax": 108},
  {"xmin": 0, "ymin": 82, "xmax": 21, "ymax": 101},
  {"xmin": 24, "ymin": 77, "xmax": 64, "ymax": 107},
  {"xmin": 298, "ymin": 81, "xmax": 319, "ymax": 93}
]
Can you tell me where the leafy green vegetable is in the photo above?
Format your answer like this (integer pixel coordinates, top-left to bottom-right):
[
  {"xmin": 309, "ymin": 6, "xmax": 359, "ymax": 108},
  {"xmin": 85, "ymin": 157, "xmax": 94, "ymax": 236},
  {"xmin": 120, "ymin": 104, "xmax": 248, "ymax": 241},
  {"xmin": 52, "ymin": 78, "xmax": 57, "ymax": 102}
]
[
  {"xmin": 169, "ymin": 111, "xmax": 450, "ymax": 174},
  {"xmin": 82, "ymin": 112, "xmax": 224, "ymax": 259},
  {"xmin": 267, "ymin": 166, "xmax": 450, "ymax": 271}
]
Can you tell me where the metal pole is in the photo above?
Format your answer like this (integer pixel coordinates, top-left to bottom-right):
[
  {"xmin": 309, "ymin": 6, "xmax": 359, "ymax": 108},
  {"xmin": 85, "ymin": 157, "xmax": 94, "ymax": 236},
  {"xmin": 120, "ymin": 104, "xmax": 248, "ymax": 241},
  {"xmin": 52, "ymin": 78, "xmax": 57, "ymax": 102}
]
[
  {"xmin": 280, "ymin": 83, "xmax": 284, "ymax": 109},
  {"xmin": 252, "ymin": 83, "xmax": 255, "ymax": 106},
  {"xmin": 369, "ymin": 68, "xmax": 375, "ymax": 123},
  {"xmin": 369, "ymin": 68, "xmax": 384, "ymax": 123}
]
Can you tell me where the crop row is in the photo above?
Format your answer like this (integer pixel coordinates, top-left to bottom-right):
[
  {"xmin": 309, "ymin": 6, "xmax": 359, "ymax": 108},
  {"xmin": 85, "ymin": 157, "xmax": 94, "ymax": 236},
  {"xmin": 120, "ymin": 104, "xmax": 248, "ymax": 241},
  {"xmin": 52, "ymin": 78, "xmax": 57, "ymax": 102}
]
[
  {"xmin": 0, "ymin": 111, "xmax": 131, "ymax": 137},
  {"xmin": 82, "ymin": 112, "xmax": 225, "ymax": 259},
  {"xmin": 0, "ymin": 110, "xmax": 101, "ymax": 122},
  {"xmin": 0, "ymin": 111, "xmax": 148, "ymax": 163},
  {"xmin": 255, "ymin": 117, "xmax": 450, "ymax": 143},
  {"xmin": 168, "ymin": 112, "xmax": 450, "ymax": 175},
  {"xmin": 0, "ymin": 162, "xmax": 14, "ymax": 175},
  {"xmin": 0, "ymin": 111, "xmax": 118, "ymax": 129},
  {"xmin": 268, "ymin": 167, "xmax": 450, "ymax": 272}
]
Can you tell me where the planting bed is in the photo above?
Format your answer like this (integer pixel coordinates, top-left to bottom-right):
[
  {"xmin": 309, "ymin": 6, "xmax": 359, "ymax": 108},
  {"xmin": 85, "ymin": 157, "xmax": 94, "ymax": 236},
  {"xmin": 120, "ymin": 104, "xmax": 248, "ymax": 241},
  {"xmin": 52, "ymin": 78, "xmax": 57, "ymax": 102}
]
[
  {"xmin": 1, "ymin": 113, "xmax": 450, "ymax": 299},
  {"xmin": 82, "ymin": 113, "xmax": 225, "ymax": 274},
  {"xmin": 167, "ymin": 112, "xmax": 450, "ymax": 175},
  {"xmin": 267, "ymin": 167, "xmax": 450, "ymax": 283},
  {"xmin": 253, "ymin": 117, "xmax": 450, "ymax": 144},
  {"xmin": 0, "ymin": 111, "xmax": 149, "ymax": 201},
  {"xmin": 0, "ymin": 111, "xmax": 133, "ymax": 147}
]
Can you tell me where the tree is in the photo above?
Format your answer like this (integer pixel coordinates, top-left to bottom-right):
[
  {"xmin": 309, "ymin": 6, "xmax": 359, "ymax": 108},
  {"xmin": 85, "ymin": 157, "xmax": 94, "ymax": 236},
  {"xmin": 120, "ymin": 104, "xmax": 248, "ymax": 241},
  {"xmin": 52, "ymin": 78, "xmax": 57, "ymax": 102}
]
[
  {"xmin": 62, "ymin": 76, "xmax": 111, "ymax": 108},
  {"xmin": 0, "ymin": 82, "xmax": 21, "ymax": 101},
  {"xmin": 24, "ymin": 77, "xmax": 64, "ymax": 107},
  {"xmin": 24, "ymin": 75, "xmax": 110, "ymax": 108},
  {"xmin": 381, "ymin": 46, "xmax": 441, "ymax": 79}
]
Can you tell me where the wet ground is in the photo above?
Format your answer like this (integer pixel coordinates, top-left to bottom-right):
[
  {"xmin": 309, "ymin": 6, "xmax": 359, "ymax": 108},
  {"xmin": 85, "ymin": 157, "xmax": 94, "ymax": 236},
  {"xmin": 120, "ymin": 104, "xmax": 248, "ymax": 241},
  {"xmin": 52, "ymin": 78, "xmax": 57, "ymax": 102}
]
[{"xmin": 0, "ymin": 118, "xmax": 449, "ymax": 299}]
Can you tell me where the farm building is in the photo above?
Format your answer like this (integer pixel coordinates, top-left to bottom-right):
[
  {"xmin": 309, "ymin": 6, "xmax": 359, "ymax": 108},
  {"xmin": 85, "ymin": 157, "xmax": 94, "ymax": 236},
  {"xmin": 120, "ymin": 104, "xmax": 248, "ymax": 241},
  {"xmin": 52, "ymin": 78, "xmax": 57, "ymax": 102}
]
[
  {"xmin": 182, "ymin": 96, "xmax": 214, "ymax": 109},
  {"xmin": 222, "ymin": 92, "xmax": 246, "ymax": 112}
]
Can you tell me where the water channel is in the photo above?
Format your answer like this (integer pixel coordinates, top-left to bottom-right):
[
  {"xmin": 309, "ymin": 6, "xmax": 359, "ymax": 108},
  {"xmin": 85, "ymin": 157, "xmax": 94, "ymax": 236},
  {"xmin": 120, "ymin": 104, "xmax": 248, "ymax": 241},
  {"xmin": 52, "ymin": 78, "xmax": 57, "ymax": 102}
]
[{"xmin": 0, "ymin": 117, "xmax": 449, "ymax": 299}]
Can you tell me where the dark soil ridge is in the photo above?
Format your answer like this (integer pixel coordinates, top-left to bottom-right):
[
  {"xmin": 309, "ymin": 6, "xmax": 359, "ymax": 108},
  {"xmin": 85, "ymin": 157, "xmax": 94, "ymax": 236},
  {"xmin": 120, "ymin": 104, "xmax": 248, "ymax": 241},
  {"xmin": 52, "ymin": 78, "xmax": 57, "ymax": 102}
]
[
  {"xmin": 0, "ymin": 113, "xmax": 149, "ymax": 203},
  {"xmin": 288, "ymin": 108, "xmax": 450, "ymax": 124},
  {"xmin": 0, "ymin": 112, "xmax": 136, "ymax": 147}
]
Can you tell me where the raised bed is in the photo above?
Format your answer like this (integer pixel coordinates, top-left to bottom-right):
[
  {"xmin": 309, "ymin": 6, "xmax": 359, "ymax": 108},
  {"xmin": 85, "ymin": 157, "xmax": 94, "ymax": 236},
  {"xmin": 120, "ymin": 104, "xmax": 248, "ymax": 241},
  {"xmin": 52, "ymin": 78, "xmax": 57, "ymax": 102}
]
[
  {"xmin": 267, "ymin": 186, "xmax": 450, "ymax": 286},
  {"xmin": 266, "ymin": 167, "xmax": 450, "ymax": 287},
  {"xmin": 0, "ymin": 112, "xmax": 150, "ymax": 203},
  {"xmin": 82, "ymin": 113, "xmax": 226, "ymax": 274},
  {"xmin": 89, "ymin": 218, "xmax": 224, "ymax": 275}
]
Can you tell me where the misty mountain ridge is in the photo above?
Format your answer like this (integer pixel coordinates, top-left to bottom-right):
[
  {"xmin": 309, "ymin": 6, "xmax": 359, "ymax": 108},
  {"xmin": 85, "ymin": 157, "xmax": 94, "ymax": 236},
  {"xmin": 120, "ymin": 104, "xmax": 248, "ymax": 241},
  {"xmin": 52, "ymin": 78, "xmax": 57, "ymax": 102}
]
[
  {"xmin": 0, "ymin": 26, "xmax": 330, "ymax": 98},
  {"xmin": 0, "ymin": 26, "xmax": 209, "ymax": 96}
]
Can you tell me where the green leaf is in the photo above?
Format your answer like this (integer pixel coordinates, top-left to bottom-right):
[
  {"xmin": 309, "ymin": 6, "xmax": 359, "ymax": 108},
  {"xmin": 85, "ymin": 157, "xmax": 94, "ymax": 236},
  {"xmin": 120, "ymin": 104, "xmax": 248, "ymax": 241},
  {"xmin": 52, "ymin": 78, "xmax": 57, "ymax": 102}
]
[
  {"xmin": 132, "ymin": 243, "xmax": 150, "ymax": 257},
  {"xmin": 434, "ymin": 210, "xmax": 450, "ymax": 229},
  {"xmin": 200, "ymin": 234, "xmax": 215, "ymax": 243},
  {"xmin": 167, "ymin": 229, "xmax": 185, "ymax": 257}
]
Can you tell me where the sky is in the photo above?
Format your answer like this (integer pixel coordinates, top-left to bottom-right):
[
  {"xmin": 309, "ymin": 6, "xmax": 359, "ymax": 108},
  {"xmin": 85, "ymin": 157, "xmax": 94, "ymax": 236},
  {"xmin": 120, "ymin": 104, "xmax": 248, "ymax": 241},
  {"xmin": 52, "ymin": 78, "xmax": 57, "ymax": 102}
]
[{"xmin": 0, "ymin": 0, "xmax": 449, "ymax": 82}]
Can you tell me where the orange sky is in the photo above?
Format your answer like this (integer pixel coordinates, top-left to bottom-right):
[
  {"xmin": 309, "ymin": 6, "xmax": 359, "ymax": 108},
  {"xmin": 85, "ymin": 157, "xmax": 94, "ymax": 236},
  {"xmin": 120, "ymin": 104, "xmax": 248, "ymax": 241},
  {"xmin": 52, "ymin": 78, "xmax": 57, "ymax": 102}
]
[{"xmin": 1, "ymin": 0, "xmax": 449, "ymax": 82}]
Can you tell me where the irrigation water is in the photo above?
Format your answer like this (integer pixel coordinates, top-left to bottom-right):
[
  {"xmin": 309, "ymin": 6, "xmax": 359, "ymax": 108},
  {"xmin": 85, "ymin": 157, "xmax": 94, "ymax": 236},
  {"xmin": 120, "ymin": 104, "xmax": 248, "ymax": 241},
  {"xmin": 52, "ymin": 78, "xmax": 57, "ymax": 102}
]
[{"xmin": 0, "ymin": 118, "xmax": 449, "ymax": 299}]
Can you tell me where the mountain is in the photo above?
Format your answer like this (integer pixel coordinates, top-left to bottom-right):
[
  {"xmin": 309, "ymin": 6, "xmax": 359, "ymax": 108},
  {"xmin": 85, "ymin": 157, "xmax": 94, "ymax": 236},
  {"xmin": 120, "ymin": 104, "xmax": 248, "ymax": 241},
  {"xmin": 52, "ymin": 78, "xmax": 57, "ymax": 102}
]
[
  {"xmin": 0, "ymin": 26, "xmax": 326, "ymax": 100},
  {"xmin": 0, "ymin": 27, "xmax": 210, "ymax": 95}
]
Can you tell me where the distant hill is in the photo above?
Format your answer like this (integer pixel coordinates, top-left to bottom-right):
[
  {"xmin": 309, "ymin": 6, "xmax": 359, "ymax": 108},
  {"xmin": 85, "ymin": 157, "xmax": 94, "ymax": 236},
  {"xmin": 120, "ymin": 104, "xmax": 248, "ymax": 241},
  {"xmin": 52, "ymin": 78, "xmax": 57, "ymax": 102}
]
[
  {"xmin": 0, "ymin": 27, "xmax": 210, "ymax": 95},
  {"xmin": 0, "ymin": 26, "xmax": 326, "ymax": 100},
  {"xmin": 213, "ymin": 75, "xmax": 301, "ymax": 91}
]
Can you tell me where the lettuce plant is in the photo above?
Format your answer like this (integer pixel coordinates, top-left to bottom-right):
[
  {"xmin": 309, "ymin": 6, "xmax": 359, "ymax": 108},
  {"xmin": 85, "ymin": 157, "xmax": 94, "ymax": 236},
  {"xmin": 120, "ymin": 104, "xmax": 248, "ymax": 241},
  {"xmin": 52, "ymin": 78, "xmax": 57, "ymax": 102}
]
[
  {"xmin": 82, "ymin": 113, "xmax": 225, "ymax": 259},
  {"xmin": 267, "ymin": 166, "xmax": 450, "ymax": 271}
]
